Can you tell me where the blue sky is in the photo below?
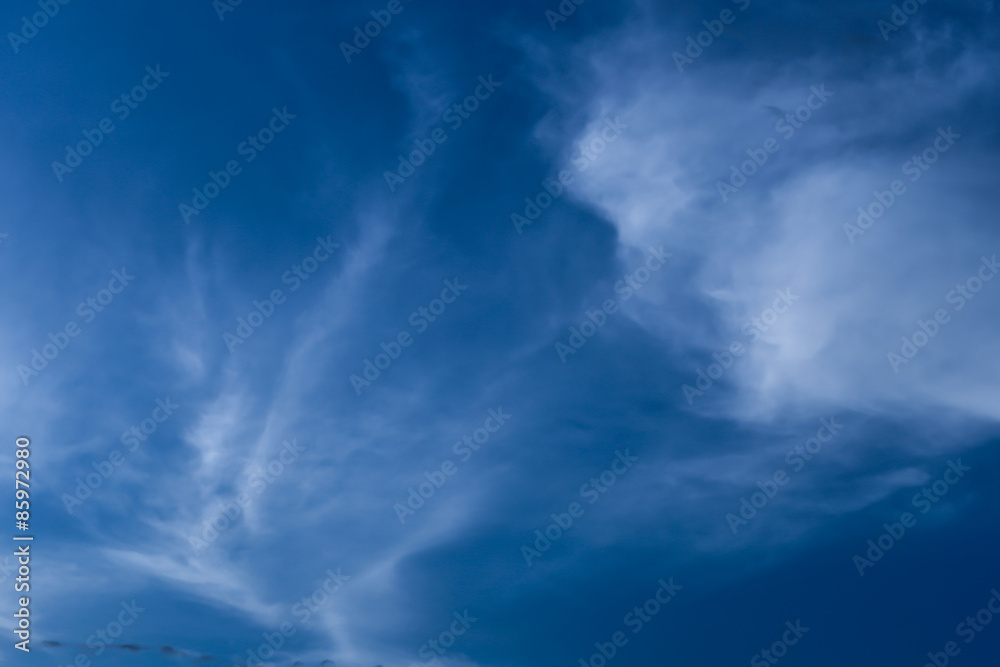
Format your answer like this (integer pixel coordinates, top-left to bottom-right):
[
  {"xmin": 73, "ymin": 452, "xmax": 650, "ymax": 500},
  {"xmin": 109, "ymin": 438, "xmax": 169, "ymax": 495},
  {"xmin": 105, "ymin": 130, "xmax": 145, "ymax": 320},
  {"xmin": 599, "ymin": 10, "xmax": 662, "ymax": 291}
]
[{"xmin": 1, "ymin": 0, "xmax": 999, "ymax": 665}]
